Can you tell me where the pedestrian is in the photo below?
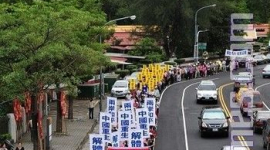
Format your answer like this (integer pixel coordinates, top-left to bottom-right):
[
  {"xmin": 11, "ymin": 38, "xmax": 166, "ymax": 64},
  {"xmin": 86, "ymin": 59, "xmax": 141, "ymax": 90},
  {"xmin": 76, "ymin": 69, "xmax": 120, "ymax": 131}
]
[
  {"xmin": 88, "ymin": 98, "xmax": 94, "ymax": 119},
  {"xmin": 0, "ymin": 143, "xmax": 8, "ymax": 150},
  {"xmin": 15, "ymin": 142, "xmax": 24, "ymax": 150},
  {"xmin": 176, "ymin": 72, "xmax": 181, "ymax": 82}
]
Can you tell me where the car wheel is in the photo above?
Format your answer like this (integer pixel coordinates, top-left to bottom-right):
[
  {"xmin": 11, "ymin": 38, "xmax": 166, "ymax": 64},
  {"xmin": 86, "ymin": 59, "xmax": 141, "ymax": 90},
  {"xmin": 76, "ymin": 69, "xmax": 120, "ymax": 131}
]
[
  {"xmin": 213, "ymin": 100, "xmax": 218, "ymax": 104},
  {"xmin": 196, "ymin": 99, "xmax": 200, "ymax": 104},
  {"xmin": 253, "ymin": 126, "xmax": 257, "ymax": 133},
  {"xmin": 263, "ymin": 75, "xmax": 266, "ymax": 78},
  {"xmin": 224, "ymin": 131, "xmax": 229, "ymax": 138},
  {"xmin": 200, "ymin": 132, "xmax": 205, "ymax": 138}
]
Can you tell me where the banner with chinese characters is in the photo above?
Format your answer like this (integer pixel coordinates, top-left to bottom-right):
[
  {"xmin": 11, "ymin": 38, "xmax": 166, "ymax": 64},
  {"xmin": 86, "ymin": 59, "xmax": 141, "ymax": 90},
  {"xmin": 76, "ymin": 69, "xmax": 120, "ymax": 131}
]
[
  {"xmin": 107, "ymin": 97, "xmax": 117, "ymax": 125},
  {"xmin": 118, "ymin": 111, "xmax": 131, "ymax": 140},
  {"xmin": 89, "ymin": 134, "xmax": 105, "ymax": 150},
  {"xmin": 128, "ymin": 129, "xmax": 143, "ymax": 148},
  {"xmin": 111, "ymin": 131, "xmax": 120, "ymax": 147},
  {"xmin": 225, "ymin": 49, "xmax": 248, "ymax": 56},
  {"xmin": 122, "ymin": 101, "xmax": 136, "ymax": 128},
  {"xmin": 136, "ymin": 108, "xmax": 149, "ymax": 138},
  {"xmin": 99, "ymin": 112, "xmax": 112, "ymax": 142},
  {"xmin": 108, "ymin": 148, "xmax": 149, "ymax": 150},
  {"xmin": 145, "ymin": 98, "xmax": 156, "ymax": 126}
]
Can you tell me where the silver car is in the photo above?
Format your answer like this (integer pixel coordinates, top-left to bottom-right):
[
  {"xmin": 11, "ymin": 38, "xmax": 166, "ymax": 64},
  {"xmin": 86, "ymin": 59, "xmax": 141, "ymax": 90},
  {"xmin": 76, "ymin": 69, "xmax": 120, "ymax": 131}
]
[
  {"xmin": 221, "ymin": 146, "xmax": 249, "ymax": 150},
  {"xmin": 196, "ymin": 80, "xmax": 218, "ymax": 104},
  {"xmin": 262, "ymin": 65, "xmax": 270, "ymax": 78}
]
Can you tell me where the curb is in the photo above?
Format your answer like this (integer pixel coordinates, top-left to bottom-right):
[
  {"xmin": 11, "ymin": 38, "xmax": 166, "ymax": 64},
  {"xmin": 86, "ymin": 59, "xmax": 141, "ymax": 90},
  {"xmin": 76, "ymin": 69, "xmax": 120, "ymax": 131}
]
[{"xmin": 76, "ymin": 119, "xmax": 98, "ymax": 150}]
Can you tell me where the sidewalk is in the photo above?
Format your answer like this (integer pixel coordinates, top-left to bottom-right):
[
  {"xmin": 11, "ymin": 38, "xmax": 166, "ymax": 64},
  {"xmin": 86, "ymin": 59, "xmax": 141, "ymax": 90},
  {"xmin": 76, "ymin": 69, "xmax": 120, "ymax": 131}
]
[{"xmin": 21, "ymin": 99, "xmax": 101, "ymax": 150}]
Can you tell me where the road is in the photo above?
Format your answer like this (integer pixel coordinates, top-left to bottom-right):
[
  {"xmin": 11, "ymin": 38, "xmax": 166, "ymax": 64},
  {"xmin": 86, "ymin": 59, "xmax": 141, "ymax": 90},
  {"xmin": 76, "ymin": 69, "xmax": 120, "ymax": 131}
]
[{"xmin": 155, "ymin": 64, "xmax": 270, "ymax": 150}]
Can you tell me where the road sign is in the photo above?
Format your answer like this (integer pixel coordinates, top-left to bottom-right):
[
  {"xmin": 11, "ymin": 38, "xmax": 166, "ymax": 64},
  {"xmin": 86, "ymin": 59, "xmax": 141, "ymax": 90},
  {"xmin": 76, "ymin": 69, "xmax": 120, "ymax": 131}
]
[
  {"xmin": 202, "ymin": 51, "xmax": 209, "ymax": 59},
  {"xmin": 198, "ymin": 43, "xmax": 207, "ymax": 50}
]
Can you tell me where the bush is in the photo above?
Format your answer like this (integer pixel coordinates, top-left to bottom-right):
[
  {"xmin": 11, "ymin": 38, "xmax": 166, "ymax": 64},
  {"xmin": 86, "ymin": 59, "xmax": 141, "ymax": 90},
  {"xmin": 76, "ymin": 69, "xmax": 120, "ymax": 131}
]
[
  {"xmin": 140, "ymin": 59, "xmax": 152, "ymax": 64},
  {"xmin": 115, "ymin": 70, "xmax": 130, "ymax": 78},
  {"xmin": 174, "ymin": 59, "xmax": 185, "ymax": 64},
  {"xmin": 0, "ymin": 133, "xmax": 11, "ymax": 142},
  {"xmin": 126, "ymin": 65, "xmax": 137, "ymax": 70},
  {"xmin": 136, "ymin": 64, "xmax": 143, "ymax": 69},
  {"xmin": 131, "ymin": 69, "xmax": 138, "ymax": 73},
  {"xmin": 164, "ymin": 61, "xmax": 176, "ymax": 66}
]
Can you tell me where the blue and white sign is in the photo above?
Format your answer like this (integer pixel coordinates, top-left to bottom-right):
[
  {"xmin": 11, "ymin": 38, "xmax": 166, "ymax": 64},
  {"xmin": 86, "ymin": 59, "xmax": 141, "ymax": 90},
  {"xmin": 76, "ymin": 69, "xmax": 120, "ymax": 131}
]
[
  {"xmin": 136, "ymin": 108, "xmax": 149, "ymax": 138},
  {"xmin": 111, "ymin": 131, "xmax": 120, "ymax": 147},
  {"xmin": 128, "ymin": 129, "xmax": 143, "ymax": 148},
  {"xmin": 145, "ymin": 98, "xmax": 156, "ymax": 126},
  {"xmin": 107, "ymin": 97, "xmax": 117, "ymax": 125},
  {"xmin": 118, "ymin": 111, "xmax": 131, "ymax": 140},
  {"xmin": 89, "ymin": 134, "xmax": 105, "ymax": 150},
  {"xmin": 99, "ymin": 112, "xmax": 111, "ymax": 142},
  {"xmin": 122, "ymin": 101, "xmax": 136, "ymax": 127},
  {"xmin": 225, "ymin": 49, "xmax": 248, "ymax": 56}
]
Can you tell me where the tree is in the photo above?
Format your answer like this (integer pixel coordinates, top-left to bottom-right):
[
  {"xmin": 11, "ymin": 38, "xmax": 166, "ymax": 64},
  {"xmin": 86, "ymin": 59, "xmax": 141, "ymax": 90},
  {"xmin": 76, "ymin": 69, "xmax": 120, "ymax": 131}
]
[
  {"xmin": 0, "ymin": 1, "xmax": 111, "ymax": 149},
  {"xmin": 128, "ymin": 37, "xmax": 166, "ymax": 63}
]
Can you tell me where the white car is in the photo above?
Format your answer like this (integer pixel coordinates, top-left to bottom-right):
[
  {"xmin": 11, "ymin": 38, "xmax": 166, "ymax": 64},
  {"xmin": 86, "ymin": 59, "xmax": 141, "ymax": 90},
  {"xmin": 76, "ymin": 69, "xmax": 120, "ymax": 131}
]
[
  {"xmin": 253, "ymin": 54, "xmax": 267, "ymax": 65},
  {"xmin": 221, "ymin": 146, "xmax": 249, "ymax": 150},
  {"xmin": 196, "ymin": 80, "xmax": 218, "ymax": 104},
  {"xmin": 111, "ymin": 80, "xmax": 129, "ymax": 98},
  {"xmin": 262, "ymin": 64, "xmax": 270, "ymax": 78},
  {"xmin": 266, "ymin": 53, "xmax": 270, "ymax": 62}
]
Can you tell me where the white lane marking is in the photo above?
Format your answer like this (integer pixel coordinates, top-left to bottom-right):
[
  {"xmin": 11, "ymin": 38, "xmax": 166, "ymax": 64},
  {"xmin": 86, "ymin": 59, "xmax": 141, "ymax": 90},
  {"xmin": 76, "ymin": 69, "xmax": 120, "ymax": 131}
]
[
  {"xmin": 255, "ymin": 82, "xmax": 270, "ymax": 111},
  {"xmin": 181, "ymin": 78, "xmax": 219, "ymax": 150},
  {"xmin": 159, "ymin": 78, "xmax": 202, "ymax": 105}
]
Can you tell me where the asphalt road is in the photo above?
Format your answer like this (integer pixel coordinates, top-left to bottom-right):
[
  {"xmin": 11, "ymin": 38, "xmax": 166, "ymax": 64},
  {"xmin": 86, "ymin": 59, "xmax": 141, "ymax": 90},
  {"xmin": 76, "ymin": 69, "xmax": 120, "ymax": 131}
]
[{"xmin": 155, "ymin": 64, "xmax": 270, "ymax": 150}]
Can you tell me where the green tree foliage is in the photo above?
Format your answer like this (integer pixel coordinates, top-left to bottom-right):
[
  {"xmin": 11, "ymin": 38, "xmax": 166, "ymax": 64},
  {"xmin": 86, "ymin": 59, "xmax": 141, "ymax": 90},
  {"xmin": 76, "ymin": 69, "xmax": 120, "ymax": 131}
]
[
  {"xmin": 128, "ymin": 37, "xmax": 166, "ymax": 63},
  {"xmin": 101, "ymin": 0, "xmax": 269, "ymax": 58},
  {"xmin": 0, "ymin": 0, "xmax": 111, "ymax": 102}
]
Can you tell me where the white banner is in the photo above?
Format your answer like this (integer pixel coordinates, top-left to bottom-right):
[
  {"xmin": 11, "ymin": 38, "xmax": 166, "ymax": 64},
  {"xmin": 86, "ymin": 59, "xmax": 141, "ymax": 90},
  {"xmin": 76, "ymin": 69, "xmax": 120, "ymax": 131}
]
[
  {"xmin": 128, "ymin": 129, "xmax": 144, "ymax": 148},
  {"xmin": 136, "ymin": 108, "xmax": 149, "ymax": 138},
  {"xmin": 111, "ymin": 131, "xmax": 120, "ymax": 147},
  {"xmin": 122, "ymin": 100, "xmax": 136, "ymax": 128},
  {"xmin": 145, "ymin": 98, "xmax": 156, "ymax": 126},
  {"xmin": 118, "ymin": 111, "xmax": 131, "ymax": 140},
  {"xmin": 99, "ymin": 112, "xmax": 112, "ymax": 142},
  {"xmin": 107, "ymin": 97, "xmax": 117, "ymax": 125},
  {"xmin": 225, "ymin": 49, "xmax": 249, "ymax": 56},
  {"xmin": 89, "ymin": 134, "xmax": 105, "ymax": 150}
]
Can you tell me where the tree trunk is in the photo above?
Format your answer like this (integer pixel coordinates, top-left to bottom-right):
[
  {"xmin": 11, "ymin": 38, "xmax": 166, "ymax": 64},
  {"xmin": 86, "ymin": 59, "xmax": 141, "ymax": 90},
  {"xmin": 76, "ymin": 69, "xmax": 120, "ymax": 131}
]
[
  {"xmin": 31, "ymin": 95, "xmax": 38, "ymax": 150},
  {"xmin": 56, "ymin": 91, "xmax": 63, "ymax": 133},
  {"xmin": 68, "ymin": 95, "xmax": 73, "ymax": 119}
]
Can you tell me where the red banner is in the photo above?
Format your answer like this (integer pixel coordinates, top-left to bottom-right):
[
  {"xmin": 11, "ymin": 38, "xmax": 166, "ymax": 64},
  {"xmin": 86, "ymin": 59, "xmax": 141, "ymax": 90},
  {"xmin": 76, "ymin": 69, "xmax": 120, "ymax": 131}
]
[
  {"xmin": 38, "ymin": 112, "xmax": 44, "ymax": 139},
  {"xmin": 24, "ymin": 92, "xmax": 32, "ymax": 114},
  {"xmin": 13, "ymin": 98, "xmax": 22, "ymax": 122},
  {"xmin": 60, "ymin": 91, "xmax": 67, "ymax": 116},
  {"xmin": 108, "ymin": 148, "xmax": 150, "ymax": 150}
]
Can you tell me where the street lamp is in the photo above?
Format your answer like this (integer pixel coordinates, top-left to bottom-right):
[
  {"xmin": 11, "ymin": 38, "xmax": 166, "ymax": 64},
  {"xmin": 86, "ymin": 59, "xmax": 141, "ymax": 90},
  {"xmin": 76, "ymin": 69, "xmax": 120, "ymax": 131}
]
[
  {"xmin": 195, "ymin": 30, "xmax": 209, "ymax": 63},
  {"xmin": 99, "ymin": 15, "xmax": 136, "ymax": 112},
  {"xmin": 194, "ymin": 4, "xmax": 216, "ymax": 62}
]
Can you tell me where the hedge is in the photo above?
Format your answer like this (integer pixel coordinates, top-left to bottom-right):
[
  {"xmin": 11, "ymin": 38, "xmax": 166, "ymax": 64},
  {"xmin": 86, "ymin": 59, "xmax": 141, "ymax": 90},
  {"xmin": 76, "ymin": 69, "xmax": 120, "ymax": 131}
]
[
  {"xmin": 115, "ymin": 70, "xmax": 130, "ymax": 78},
  {"xmin": 174, "ymin": 59, "xmax": 185, "ymax": 64},
  {"xmin": 140, "ymin": 60, "xmax": 152, "ymax": 64},
  {"xmin": 164, "ymin": 61, "xmax": 176, "ymax": 66},
  {"xmin": 126, "ymin": 65, "xmax": 137, "ymax": 70}
]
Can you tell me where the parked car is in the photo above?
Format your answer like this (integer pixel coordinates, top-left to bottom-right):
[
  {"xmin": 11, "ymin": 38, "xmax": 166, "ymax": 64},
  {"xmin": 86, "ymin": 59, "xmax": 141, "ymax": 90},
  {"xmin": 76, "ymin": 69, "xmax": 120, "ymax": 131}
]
[
  {"xmin": 240, "ymin": 90, "xmax": 263, "ymax": 117},
  {"xmin": 198, "ymin": 106, "xmax": 230, "ymax": 137},
  {"xmin": 262, "ymin": 119, "xmax": 270, "ymax": 149},
  {"xmin": 266, "ymin": 53, "xmax": 270, "ymax": 62},
  {"xmin": 111, "ymin": 80, "xmax": 129, "ymax": 98},
  {"xmin": 251, "ymin": 110, "xmax": 270, "ymax": 133},
  {"xmin": 221, "ymin": 146, "xmax": 249, "ymax": 150},
  {"xmin": 262, "ymin": 65, "xmax": 270, "ymax": 78},
  {"xmin": 196, "ymin": 80, "xmax": 218, "ymax": 104},
  {"xmin": 253, "ymin": 54, "xmax": 268, "ymax": 65}
]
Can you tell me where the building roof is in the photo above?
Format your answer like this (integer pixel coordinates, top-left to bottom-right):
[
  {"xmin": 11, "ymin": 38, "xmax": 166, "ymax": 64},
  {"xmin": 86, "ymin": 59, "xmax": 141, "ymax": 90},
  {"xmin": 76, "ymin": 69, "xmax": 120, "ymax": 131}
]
[
  {"xmin": 105, "ymin": 32, "xmax": 141, "ymax": 46},
  {"xmin": 105, "ymin": 53, "xmax": 145, "ymax": 59},
  {"xmin": 109, "ymin": 25, "xmax": 145, "ymax": 33}
]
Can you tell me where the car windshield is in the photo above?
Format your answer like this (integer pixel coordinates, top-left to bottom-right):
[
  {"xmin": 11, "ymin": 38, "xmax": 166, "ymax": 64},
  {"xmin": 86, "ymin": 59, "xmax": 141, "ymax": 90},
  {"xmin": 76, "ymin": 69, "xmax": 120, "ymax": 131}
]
[
  {"xmin": 198, "ymin": 85, "xmax": 216, "ymax": 90},
  {"xmin": 257, "ymin": 112, "xmax": 270, "ymax": 119},
  {"xmin": 114, "ymin": 82, "xmax": 127, "ymax": 88},
  {"xmin": 203, "ymin": 111, "xmax": 225, "ymax": 119},
  {"xmin": 254, "ymin": 55, "xmax": 263, "ymax": 59},
  {"xmin": 242, "ymin": 94, "xmax": 261, "ymax": 103}
]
